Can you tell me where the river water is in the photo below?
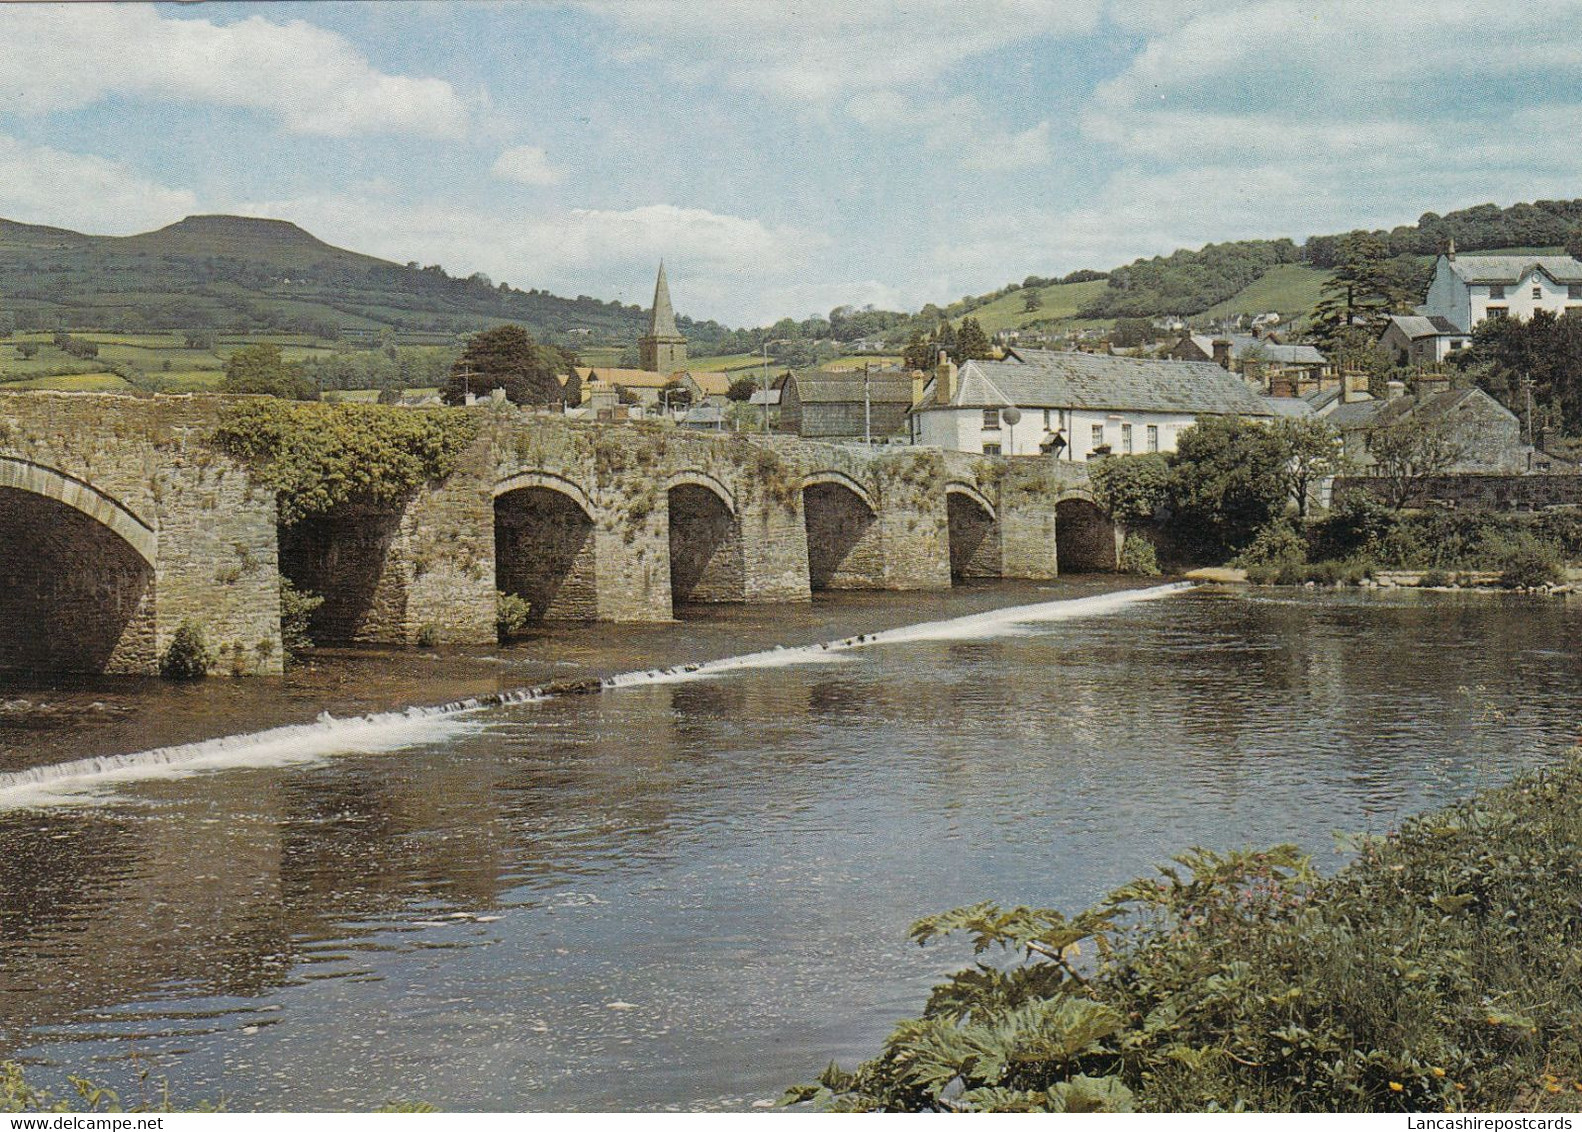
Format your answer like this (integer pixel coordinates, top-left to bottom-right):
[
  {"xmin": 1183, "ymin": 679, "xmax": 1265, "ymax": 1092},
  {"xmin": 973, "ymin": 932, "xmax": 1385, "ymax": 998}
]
[{"xmin": 0, "ymin": 581, "xmax": 1579, "ymax": 1111}]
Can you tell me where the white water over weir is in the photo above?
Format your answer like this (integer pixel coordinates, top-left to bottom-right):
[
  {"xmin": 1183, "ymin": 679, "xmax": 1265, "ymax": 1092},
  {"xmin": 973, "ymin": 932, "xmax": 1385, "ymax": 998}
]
[{"xmin": 0, "ymin": 582, "xmax": 1193, "ymax": 808}]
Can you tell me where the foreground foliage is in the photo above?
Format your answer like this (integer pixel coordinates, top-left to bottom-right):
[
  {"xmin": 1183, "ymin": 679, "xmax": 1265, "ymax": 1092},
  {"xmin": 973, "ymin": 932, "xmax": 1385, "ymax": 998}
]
[
  {"xmin": 787, "ymin": 752, "xmax": 1582, "ymax": 1112},
  {"xmin": 211, "ymin": 400, "xmax": 477, "ymax": 524}
]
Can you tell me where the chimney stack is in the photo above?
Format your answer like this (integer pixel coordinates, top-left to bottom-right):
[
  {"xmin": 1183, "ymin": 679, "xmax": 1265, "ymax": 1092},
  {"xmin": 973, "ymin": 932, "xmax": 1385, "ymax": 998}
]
[
  {"xmin": 935, "ymin": 349, "xmax": 957, "ymax": 404},
  {"xmin": 1211, "ymin": 338, "xmax": 1232, "ymax": 369},
  {"xmin": 1415, "ymin": 374, "xmax": 1451, "ymax": 398},
  {"xmin": 1342, "ymin": 370, "xmax": 1371, "ymax": 403},
  {"xmin": 1386, "ymin": 380, "xmax": 1407, "ymax": 401}
]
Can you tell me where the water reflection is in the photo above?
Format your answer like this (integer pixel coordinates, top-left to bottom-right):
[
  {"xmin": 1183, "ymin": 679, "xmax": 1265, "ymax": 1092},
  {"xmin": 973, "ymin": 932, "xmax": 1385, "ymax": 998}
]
[{"xmin": 0, "ymin": 587, "xmax": 1578, "ymax": 1110}]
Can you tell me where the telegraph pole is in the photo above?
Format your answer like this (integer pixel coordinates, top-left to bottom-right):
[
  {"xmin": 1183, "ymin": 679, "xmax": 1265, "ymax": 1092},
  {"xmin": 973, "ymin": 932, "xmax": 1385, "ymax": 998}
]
[{"xmin": 863, "ymin": 362, "xmax": 872, "ymax": 445}]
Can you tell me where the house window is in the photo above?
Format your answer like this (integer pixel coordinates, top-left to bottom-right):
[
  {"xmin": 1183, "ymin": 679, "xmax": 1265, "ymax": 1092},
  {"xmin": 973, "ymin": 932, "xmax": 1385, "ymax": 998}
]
[
  {"xmin": 1533, "ymin": 285, "xmax": 1544, "ymax": 300},
  {"xmin": 982, "ymin": 408, "xmax": 1001, "ymax": 430},
  {"xmin": 1486, "ymin": 306, "xmax": 1508, "ymax": 319},
  {"xmin": 1121, "ymin": 423, "xmax": 1133, "ymax": 454},
  {"xmin": 1147, "ymin": 424, "xmax": 1159, "ymax": 452},
  {"xmin": 982, "ymin": 443, "xmax": 1001, "ymax": 456},
  {"xmin": 1570, "ymin": 284, "xmax": 1582, "ymax": 300},
  {"xmin": 1488, "ymin": 285, "xmax": 1506, "ymax": 300},
  {"xmin": 1043, "ymin": 408, "xmax": 1052, "ymax": 429},
  {"xmin": 1091, "ymin": 423, "xmax": 1104, "ymax": 449}
]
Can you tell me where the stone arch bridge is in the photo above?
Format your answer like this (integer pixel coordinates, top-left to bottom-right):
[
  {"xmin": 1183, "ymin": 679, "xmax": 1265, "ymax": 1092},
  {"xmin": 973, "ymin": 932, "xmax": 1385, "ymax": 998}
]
[{"xmin": 0, "ymin": 394, "xmax": 1113, "ymax": 676}]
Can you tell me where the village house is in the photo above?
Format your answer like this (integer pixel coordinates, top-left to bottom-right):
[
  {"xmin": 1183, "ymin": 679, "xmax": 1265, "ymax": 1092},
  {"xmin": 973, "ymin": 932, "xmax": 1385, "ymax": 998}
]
[
  {"xmin": 571, "ymin": 365, "xmax": 731, "ymax": 409},
  {"xmin": 774, "ymin": 368, "xmax": 913, "ymax": 440},
  {"xmin": 1421, "ymin": 246, "xmax": 1582, "ymax": 333},
  {"xmin": 1323, "ymin": 374, "xmax": 1565, "ymax": 474},
  {"xmin": 1378, "ymin": 314, "xmax": 1470, "ymax": 366},
  {"xmin": 1164, "ymin": 333, "xmax": 1332, "ymax": 393},
  {"xmin": 908, "ymin": 348, "xmax": 1272, "ymax": 459}
]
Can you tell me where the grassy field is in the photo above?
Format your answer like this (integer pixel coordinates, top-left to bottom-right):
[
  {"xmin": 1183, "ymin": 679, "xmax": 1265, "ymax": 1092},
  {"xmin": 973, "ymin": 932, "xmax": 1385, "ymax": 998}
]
[
  {"xmin": 1197, "ymin": 263, "xmax": 1334, "ymax": 321},
  {"xmin": 0, "ymin": 372, "xmax": 134, "ymax": 391},
  {"xmin": 966, "ymin": 278, "xmax": 1112, "ymax": 335}
]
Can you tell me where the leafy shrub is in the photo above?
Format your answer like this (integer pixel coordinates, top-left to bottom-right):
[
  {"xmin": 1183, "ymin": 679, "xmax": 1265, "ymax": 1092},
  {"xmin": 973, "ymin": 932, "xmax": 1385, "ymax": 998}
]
[
  {"xmin": 1495, "ymin": 538, "xmax": 1565, "ymax": 589},
  {"xmin": 415, "ymin": 624, "xmax": 441, "ymax": 648},
  {"xmin": 211, "ymin": 401, "xmax": 477, "ymax": 525},
  {"xmin": 1418, "ymin": 568, "xmax": 1451, "ymax": 587},
  {"xmin": 1308, "ymin": 491, "xmax": 1394, "ymax": 562},
  {"xmin": 1235, "ymin": 521, "xmax": 1307, "ymax": 569},
  {"xmin": 1117, "ymin": 533, "xmax": 1160, "ymax": 577},
  {"xmin": 159, "ymin": 623, "xmax": 212, "ymax": 681},
  {"xmin": 790, "ymin": 751, "xmax": 1582, "ymax": 1112},
  {"xmin": 279, "ymin": 578, "xmax": 323, "ymax": 664},
  {"xmin": 497, "ymin": 591, "xmax": 534, "ymax": 641},
  {"xmin": 1090, "ymin": 454, "xmax": 1172, "ymax": 523}
]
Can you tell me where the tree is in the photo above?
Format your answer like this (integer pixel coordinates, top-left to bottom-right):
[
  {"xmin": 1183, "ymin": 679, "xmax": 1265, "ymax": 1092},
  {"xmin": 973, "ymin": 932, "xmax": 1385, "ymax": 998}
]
[
  {"xmin": 221, "ymin": 343, "xmax": 316, "ymax": 399},
  {"xmin": 1022, "ymin": 289, "xmax": 1043, "ymax": 313},
  {"xmin": 1089, "ymin": 454, "xmax": 1172, "ymax": 522},
  {"xmin": 1310, "ymin": 234, "xmax": 1421, "ymax": 348},
  {"xmin": 726, "ymin": 376, "xmax": 757, "ymax": 402},
  {"xmin": 1110, "ymin": 318, "xmax": 1154, "ymax": 349},
  {"xmin": 562, "ymin": 366, "xmax": 582, "ymax": 408},
  {"xmin": 902, "ymin": 331, "xmax": 935, "ymax": 372},
  {"xmin": 16, "ymin": 342, "xmax": 37, "ymax": 360},
  {"xmin": 442, "ymin": 324, "xmax": 562, "ymax": 406},
  {"xmin": 1167, "ymin": 417, "xmax": 1292, "ymax": 560},
  {"xmin": 1567, "ymin": 225, "xmax": 1582, "ymax": 261},
  {"xmin": 1273, "ymin": 417, "xmax": 1344, "ymax": 517},
  {"xmin": 184, "ymin": 330, "xmax": 216, "ymax": 350},
  {"xmin": 1364, "ymin": 414, "xmax": 1468, "ymax": 509},
  {"xmin": 659, "ymin": 379, "xmax": 693, "ymax": 409},
  {"xmin": 954, "ymin": 317, "xmax": 992, "ymax": 362}
]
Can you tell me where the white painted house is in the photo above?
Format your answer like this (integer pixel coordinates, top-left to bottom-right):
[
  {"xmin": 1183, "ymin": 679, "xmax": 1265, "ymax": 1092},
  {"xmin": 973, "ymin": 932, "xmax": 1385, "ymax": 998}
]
[
  {"xmin": 908, "ymin": 348, "xmax": 1272, "ymax": 460},
  {"xmin": 1421, "ymin": 250, "xmax": 1582, "ymax": 333}
]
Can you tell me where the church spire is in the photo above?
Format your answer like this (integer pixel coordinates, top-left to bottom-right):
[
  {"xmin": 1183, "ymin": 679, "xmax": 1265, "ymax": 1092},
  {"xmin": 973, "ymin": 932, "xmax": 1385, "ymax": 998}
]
[
  {"xmin": 639, "ymin": 261, "xmax": 688, "ymax": 373},
  {"xmin": 649, "ymin": 261, "xmax": 680, "ymax": 339}
]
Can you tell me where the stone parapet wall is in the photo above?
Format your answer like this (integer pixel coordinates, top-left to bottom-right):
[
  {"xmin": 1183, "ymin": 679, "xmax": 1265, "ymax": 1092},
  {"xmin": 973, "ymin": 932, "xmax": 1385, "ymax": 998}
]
[{"xmin": 1334, "ymin": 474, "xmax": 1582, "ymax": 512}]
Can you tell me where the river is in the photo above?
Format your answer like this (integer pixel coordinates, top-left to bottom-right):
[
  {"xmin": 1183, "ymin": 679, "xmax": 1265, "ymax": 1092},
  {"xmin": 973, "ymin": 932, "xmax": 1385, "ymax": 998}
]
[{"xmin": 0, "ymin": 580, "xmax": 1578, "ymax": 1111}]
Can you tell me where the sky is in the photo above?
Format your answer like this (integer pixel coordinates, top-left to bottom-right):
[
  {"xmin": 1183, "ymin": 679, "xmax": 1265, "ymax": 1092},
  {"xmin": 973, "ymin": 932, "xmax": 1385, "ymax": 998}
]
[{"xmin": 2, "ymin": 1, "xmax": 1582, "ymax": 327}]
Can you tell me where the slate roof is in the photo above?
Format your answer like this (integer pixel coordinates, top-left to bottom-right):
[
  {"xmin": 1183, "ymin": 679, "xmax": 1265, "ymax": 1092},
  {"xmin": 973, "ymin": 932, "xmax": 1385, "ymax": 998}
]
[
  {"xmin": 576, "ymin": 365, "xmax": 732, "ymax": 397},
  {"xmin": 781, "ymin": 369, "xmax": 914, "ymax": 404},
  {"xmin": 928, "ymin": 349, "xmax": 1272, "ymax": 417},
  {"xmin": 1386, "ymin": 314, "xmax": 1465, "ymax": 339},
  {"xmin": 1263, "ymin": 396, "xmax": 1314, "ymax": 418},
  {"xmin": 1197, "ymin": 335, "xmax": 1327, "ymax": 365},
  {"xmin": 1447, "ymin": 255, "xmax": 1582, "ymax": 285},
  {"xmin": 1328, "ymin": 387, "xmax": 1508, "ymax": 432}
]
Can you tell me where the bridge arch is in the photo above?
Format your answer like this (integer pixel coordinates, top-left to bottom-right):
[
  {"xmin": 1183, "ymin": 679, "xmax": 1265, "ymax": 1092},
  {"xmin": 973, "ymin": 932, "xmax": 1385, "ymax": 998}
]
[
  {"xmin": 801, "ymin": 471, "xmax": 882, "ymax": 590},
  {"xmin": 664, "ymin": 470, "xmax": 736, "ymax": 516},
  {"xmin": 494, "ymin": 472, "xmax": 600, "ymax": 625},
  {"xmin": 0, "ymin": 458, "xmax": 157, "ymax": 673},
  {"xmin": 1056, "ymin": 495, "xmax": 1117, "ymax": 573},
  {"xmin": 0, "ymin": 457, "xmax": 156, "ymax": 565},
  {"xmin": 667, "ymin": 474, "xmax": 744, "ymax": 606},
  {"xmin": 945, "ymin": 482, "xmax": 1001, "ymax": 580},
  {"xmin": 801, "ymin": 470, "xmax": 876, "ymax": 514}
]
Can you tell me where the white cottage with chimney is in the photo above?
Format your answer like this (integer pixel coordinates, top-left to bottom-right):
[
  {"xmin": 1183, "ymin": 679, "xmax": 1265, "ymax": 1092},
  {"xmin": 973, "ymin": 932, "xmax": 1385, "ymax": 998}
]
[
  {"xmin": 1421, "ymin": 247, "xmax": 1582, "ymax": 333},
  {"xmin": 908, "ymin": 348, "xmax": 1273, "ymax": 460}
]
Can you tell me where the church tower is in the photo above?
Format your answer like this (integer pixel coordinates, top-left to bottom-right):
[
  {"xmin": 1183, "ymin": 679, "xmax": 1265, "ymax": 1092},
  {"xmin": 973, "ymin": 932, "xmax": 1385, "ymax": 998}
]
[{"xmin": 638, "ymin": 261, "xmax": 688, "ymax": 373}]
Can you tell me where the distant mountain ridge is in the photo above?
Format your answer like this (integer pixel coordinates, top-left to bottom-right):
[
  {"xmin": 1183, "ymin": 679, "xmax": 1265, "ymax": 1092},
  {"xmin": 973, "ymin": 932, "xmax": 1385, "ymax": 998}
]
[{"xmin": 0, "ymin": 213, "xmax": 673, "ymax": 346}]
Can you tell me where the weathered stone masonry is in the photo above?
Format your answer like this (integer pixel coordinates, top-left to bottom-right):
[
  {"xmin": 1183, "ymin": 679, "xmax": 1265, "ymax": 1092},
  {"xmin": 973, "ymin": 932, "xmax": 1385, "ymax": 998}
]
[{"xmin": 0, "ymin": 394, "xmax": 1104, "ymax": 674}]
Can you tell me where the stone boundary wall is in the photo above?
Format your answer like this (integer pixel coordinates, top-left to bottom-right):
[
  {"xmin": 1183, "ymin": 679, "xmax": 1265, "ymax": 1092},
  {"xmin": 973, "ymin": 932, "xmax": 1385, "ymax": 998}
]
[{"xmin": 1335, "ymin": 474, "xmax": 1582, "ymax": 512}]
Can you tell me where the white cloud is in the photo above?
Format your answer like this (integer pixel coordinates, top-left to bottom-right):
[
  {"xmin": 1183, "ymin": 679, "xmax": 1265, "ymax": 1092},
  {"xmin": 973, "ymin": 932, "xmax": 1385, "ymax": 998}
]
[
  {"xmin": 584, "ymin": 0, "xmax": 1103, "ymax": 102},
  {"xmin": 0, "ymin": 134, "xmax": 195, "ymax": 232},
  {"xmin": 491, "ymin": 145, "xmax": 567, "ymax": 187},
  {"xmin": 229, "ymin": 194, "xmax": 825, "ymax": 325},
  {"xmin": 0, "ymin": 5, "xmax": 471, "ymax": 137}
]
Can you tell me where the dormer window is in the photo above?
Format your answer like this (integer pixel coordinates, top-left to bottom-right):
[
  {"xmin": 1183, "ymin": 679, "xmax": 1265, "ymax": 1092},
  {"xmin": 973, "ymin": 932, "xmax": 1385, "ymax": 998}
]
[{"xmin": 1488, "ymin": 285, "xmax": 1506, "ymax": 299}]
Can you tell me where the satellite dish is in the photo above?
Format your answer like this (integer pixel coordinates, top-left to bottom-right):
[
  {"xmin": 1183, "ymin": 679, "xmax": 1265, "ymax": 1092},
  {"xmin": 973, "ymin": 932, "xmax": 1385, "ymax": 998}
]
[{"xmin": 1001, "ymin": 406, "xmax": 1022, "ymax": 426}]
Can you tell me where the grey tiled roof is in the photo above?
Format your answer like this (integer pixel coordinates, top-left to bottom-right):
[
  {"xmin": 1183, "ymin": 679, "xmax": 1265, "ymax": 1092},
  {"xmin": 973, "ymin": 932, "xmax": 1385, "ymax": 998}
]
[
  {"xmin": 783, "ymin": 369, "xmax": 913, "ymax": 404},
  {"xmin": 1189, "ymin": 335, "xmax": 1327, "ymax": 365},
  {"xmin": 1447, "ymin": 255, "xmax": 1582, "ymax": 284},
  {"xmin": 946, "ymin": 349, "xmax": 1273, "ymax": 416},
  {"xmin": 1263, "ymin": 396, "xmax": 1313, "ymax": 418}
]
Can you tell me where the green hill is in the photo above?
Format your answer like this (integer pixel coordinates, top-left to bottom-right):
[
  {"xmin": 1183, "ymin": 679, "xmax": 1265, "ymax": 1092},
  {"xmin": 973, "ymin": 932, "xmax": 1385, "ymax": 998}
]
[{"xmin": 0, "ymin": 213, "xmax": 655, "ymax": 347}]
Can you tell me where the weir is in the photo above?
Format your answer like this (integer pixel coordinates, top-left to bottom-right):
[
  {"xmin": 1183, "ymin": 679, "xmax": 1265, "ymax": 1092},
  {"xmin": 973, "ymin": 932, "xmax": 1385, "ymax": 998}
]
[
  {"xmin": 0, "ymin": 394, "xmax": 1109, "ymax": 675},
  {"xmin": 0, "ymin": 583, "xmax": 1192, "ymax": 808}
]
